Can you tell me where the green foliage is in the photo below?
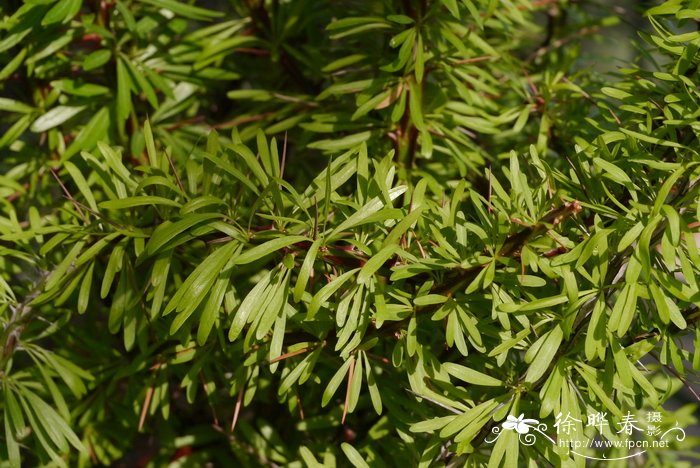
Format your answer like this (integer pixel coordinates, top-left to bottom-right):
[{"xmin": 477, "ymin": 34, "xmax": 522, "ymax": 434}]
[{"xmin": 1, "ymin": 0, "xmax": 700, "ymax": 466}]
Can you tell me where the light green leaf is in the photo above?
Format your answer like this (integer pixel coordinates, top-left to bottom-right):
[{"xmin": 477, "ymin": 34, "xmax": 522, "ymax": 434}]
[
  {"xmin": 443, "ymin": 363, "xmax": 502, "ymax": 386},
  {"xmin": 228, "ymin": 269, "xmax": 273, "ymax": 341},
  {"xmin": 83, "ymin": 50, "xmax": 112, "ymax": 71},
  {"xmin": 0, "ymin": 97, "xmax": 34, "ymax": 114},
  {"xmin": 63, "ymin": 106, "xmax": 110, "ymax": 160},
  {"xmin": 42, "ymin": 0, "xmax": 81, "ymax": 25},
  {"xmin": 525, "ymin": 325, "xmax": 562, "ymax": 383},
  {"xmin": 500, "ymin": 295, "xmax": 568, "ymax": 313},
  {"xmin": 99, "ymin": 196, "xmax": 181, "ymax": 210},
  {"xmin": 309, "ymin": 131, "xmax": 372, "ymax": 151},
  {"xmin": 144, "ymin": 213, "xmax": 223, "ymax": 257},
  {"xmin": 593, "ymin": 157, "xmax": 632, "ymax": 184},
  {"xmin": 235, "ymin": 235, "xmax": 308, "ymax": 266},
  {"xmin": 358, "ymin": 244, "xmax": 399, "ymax": 284},
  {"xmin": 362, "ymin": 352, "xmax": 382, "ymax": 415},
  {"xmin": 329, "ymin": 187, "xmax": 406, "ymax": 239},
  {"xmin": 197, "ymin": 271, "xmax": 230, "ymax": 345},
  {"xmin": 308, "ymin": 268, "xmax": 360, "ymax": 319},
  {"xmin": 31, "ymin": 106, "xmax": 85, "ymax": 133},
  {"xmin": 341, "ymin": 442, "xmax": 370, "ymax": 468},
  {"xmin": 139, "ymin": 0, "xmax": 223, "ymax": 20},
  {"xmin": 165, "ymin": 241, "xmax": 239, "ymax": 327},
  {"xmin": 293, "ymin": 237, "xmax": 322, "ymax": 302}
]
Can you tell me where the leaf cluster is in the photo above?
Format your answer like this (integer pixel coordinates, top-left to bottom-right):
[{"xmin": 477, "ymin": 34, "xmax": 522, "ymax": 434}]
[{"xmin": 1, "ymin": 0, "xmax": 700, "ymax": 466}]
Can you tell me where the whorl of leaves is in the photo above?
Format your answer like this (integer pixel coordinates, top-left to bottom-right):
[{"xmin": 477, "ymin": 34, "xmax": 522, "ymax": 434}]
[{"xmin": 1, "ymin": 0, "xmax": 699, "ymax": 466}]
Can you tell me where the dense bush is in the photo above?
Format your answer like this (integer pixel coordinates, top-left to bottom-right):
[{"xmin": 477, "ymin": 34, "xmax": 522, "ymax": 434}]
[{"xmin": 1, "ymin": 0, "xmax": 699, "ymax": 466}]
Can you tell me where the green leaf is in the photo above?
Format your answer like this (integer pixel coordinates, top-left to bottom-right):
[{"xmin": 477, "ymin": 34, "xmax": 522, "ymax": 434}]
[
  {"xmin": 409, "ymin": 79, "xmax": 426, "ymax": 131},
  {"xmin": 0, "ymin": 97, "xmax": 35, "ymax": 114},
  {"xmin": 269, "ymin": 309, "xmax": 287, "ymax": 372},
  {"xmin": 63, "ymin": 106, "xmax": 110, "ymax": 160},
  {"xmin": 255, "ymin": 271, "xmax": 289, "ymax": 340},
  {"xmin": 329, "ymin": 187, "xmax": 406, "ymax": 239},
  {"xmin": 0, "ymin": 48, "xmax": 26, "ymax": 80},
  {"xmin": 257, "ymin": 129, "xmax": 279, "ymax": 177},
  {"xmin": 197, "ymin": 271, "xmax": 230, "ymax": 345},
  {"xmin": 202, "ymin": 151, "xmax": 260, "ymax": 195},
  {"xmin": 101, "ymin": 242, "xmax": 124, "ymax": 298},
  {"xmin": 576, "ymin": 364, "xmax": 623, "ymax": 417},
  {"xmin": 108, "ymin": 267, "xmax": 131, "ymax": 334},
  {"xmin": 610, "ymin": 335, "xmax": 634, "ymax": 388},
  {"xmin": 115, "ymin": 0, "xmax": 137, "ymax": 31},
  {"xmin": 26, "ymin": 32, "xmax": 74, "ymax": 65},
  {"xmin": 299, "ymin": 446, "xmax": 323, "ymax": 467},
  {"xmin": 341, "ymin": 442, "xmax": 370, "ymax": 468},
  {"xmin": 75, "ymin": 232, "xmax": 121, "ymax": 266},
  {"xmin": 144, "ymin": 119, "xmax": 159, "ymax": 167},
  {"xmin": 139, "ymin": 0, "xmax": 223, "ymax": 20},
  {"xmin": 51, "ymin": 80, "xmax": 110, "ymax": 97},
  {"xmin": 31, "ymin": 106, "xmax": 85, "ymax": 132},
  {"xmin": 293, "ymin": 237, "xmax": 322, "ymax": 302},
  {"xmin": 83, "ymin": 50, "xmax": 111, "ymax": 71},
  {"xmin": 228, "ymin": 269, "xmax": 273, "ymax": 341},
  {"xmin": 441, "ymin": 0, "xmax": 460, "ymax": 18},
  {"xmin": 352, "ymin": 88, "xmax": 392, "ymax": 121},
  {"xmin": 443, "ymin": 363, "xmax": 502, "ymax": 386},
  {"xmin": 647, "ymin": 1, "xmax": 683, "ymax": 15},
  {"xmin": 63, "ymin": 160, "xmax": 98, "ymax": 211},
  {"xmin": 609, "ymin": 283, "xmax": 638, "ymax": 337},
  {"xmin": 122, "ymin": 57, "xmax": 158, "ymax": 108},
  {"xmin": 525, "ymin": 325, "xmax": 562, "ymax": 383},
  {"xmin": 116, "ymin": 58, "xmax": 131, "ymax": 125},
  {"xmin": 463, "ymin": 0, "xmax": 483, "ymax": 29},
  {"xmin": 347, "ymin": 354, "xmax": 362, "ymax": 412},
  {"xmin": 235, "ymin": 235, "xmax": 308, "ymax": 266},
  {"xmin": 4, "ymin": 410, "xmax": 20, "ymax": 468},
  {"xmin": 167, "ymin": 241, "xmax": 239, "ymax": 333},
  {"xmin": 410, "ymin": 416, "xmax": 454, "ymax": 433},
  {"xmin": 144, "ymin": 213, "xmax": 223, "ymax": 258},
  {"xmin": 652, "ymin": 167, "xmax": 686, "ymax": 216},
  {"xmin": 362, "ymin": 352, "xmax": 382, "ymax": 415},
  {"xmin": 44, "ymin": 241, "xmax": 84, "ymax": 291},
  {"xmin": 415, "ymin": 34, "xmax": 425, "ymax": 83},
  {"xmin": 500, "ymin": 295, "xmax": 568, "ymax": 313},
  {"xmin": 593, "ymin": 157, "xmax": 632, "ymax": 184},
  {"xmin": 440, "ymin": 398, "xmax": 498, "ymax": 438},
  {"xmin": 617, "ymin": 221, "xmax": 644, "ymax": 252},
  {"xmin": 308, "ymin": 268, "xmax": 360, "ymax": 319},
  {"xmin": 24, "ymin": 389, "xmax": 85, "ymax": 452},
  {"xmin": 382, "ymin": 206, "xmax": 424, "ymax": 247},
  {"xmin": 99, "ymin": 196, "xmax": 181, "ymax": 210},
  {"xmin": 358, "ymin": 244, "xmax": 399, "ymax": 284},
  {"xmin": 620, "ymin": 127, "xmax": 683, "ymax": 149},
  {"xmin": 229, "ymin": 144, "xmax": 269, "ymax": 187},
  {"xmin": 601, "ymin": 86, "xmax": 632, "ymax": 100},
  {"xmin": 322, "ymin": 357, "xmax": 353, "ymax": 407},
  {"xmin": 309, "ymin": 131, "xmax": 372, "ymax": 151},
  {"xmin": 42, "ymin": 0, "xmax": 81, "ymax": 25},
  {"xmin": 77, "ymin": 262, "xmax": 94, "ymax": 314}
]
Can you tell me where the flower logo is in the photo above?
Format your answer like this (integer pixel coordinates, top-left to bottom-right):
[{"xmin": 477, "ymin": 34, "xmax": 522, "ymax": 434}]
[{"xmin": 502, "ymin": 414, "xmax": 540, "ymax": 434}]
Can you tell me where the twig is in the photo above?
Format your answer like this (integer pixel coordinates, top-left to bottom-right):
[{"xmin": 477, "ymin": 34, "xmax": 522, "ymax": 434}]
[
  {"xmin": 165, "ymin": 150, "xmax": 186, "ymax": 194},
  {"xmin": 138, "ymin": 381, "xmax": 155, "ymax": 431},
  {"xmin": 280, "ymin": 131, "xmax": 288, "ymax": 181},
  {"xmin": 404, "ymin": 389, "xmax": 461, "ymax": 415},
  {"xmin": 230, "ymin": 385, "xmax": 245, "ymax": 432},
  {"xmin": 269, "ymin": 346, "xmax": 310, "ymax": 364},
  {"xmin": 341, "ymin": 356, "xmax": 355, "ymax": 424},
  {"xmin": 50, "ymin": 169, "xmax": 88, "ymax": 224}
]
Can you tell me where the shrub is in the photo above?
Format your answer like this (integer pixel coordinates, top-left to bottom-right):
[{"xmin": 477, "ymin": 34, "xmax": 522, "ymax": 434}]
[{"xmin": 1, "ymin": 0, "xmax": 699, "ymax": 466}]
